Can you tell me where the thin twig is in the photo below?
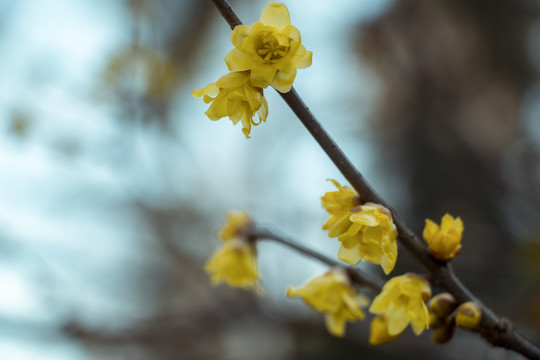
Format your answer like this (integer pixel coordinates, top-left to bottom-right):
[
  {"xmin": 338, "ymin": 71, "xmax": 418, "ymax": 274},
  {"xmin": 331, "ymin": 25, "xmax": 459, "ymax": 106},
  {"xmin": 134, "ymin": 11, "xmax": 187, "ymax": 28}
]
[
  {"xmin": 207, "ymin": 1, "xmax": 540, "ymax": 358},
  {"xmin": 251, "ymin": 226, "xmax": 384, "ymax": 292}
]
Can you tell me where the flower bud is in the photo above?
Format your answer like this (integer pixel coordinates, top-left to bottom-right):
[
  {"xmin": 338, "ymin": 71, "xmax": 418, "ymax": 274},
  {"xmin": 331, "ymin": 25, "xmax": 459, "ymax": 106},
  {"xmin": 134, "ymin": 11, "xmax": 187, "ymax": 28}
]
[
  {"xmin": 455, "ymin": 302, "xmax": 482, "ymax": 329},
  {"xmin": 423, "ymin": 214, "xmax": 463, "ymax": 261},
  {"xmin": 431, "ymin": 325, "xmax": 455, "ymax": 344},
  {"xmin": 429, "ymin": 293, "xmax": 457, "ymax": 318}
]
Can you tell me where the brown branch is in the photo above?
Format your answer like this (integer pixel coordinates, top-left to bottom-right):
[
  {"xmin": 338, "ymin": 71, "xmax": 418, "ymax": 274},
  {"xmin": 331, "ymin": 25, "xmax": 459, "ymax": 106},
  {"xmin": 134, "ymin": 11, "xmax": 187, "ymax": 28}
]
[
  {"xmin": 250, "ymin": 226, "xmax": 384, "ymax": 292},
  {"xmin": 207, "ymin": 1, "xmax": 540, "ymax": 359}
]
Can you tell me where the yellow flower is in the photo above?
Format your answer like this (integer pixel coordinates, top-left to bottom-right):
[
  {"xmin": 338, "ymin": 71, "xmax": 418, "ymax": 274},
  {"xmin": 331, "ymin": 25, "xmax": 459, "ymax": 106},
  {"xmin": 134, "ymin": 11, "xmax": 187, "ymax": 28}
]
[
  {"xmin": 321, "ymin": 179, "xmax": 360, "ymax": 229},
  {"xmin": 423, "ymin": 213, "xmax": 463, "ymax": 261},
  {"xmin": 369, "ymin": 315, "xmax": 400, "ymax": 345},
  {"xmin": 287, "ymin": 269, "xmax": 369, "ymax": 337},
  {"xmin": 224, "ymin": 2, "xmax": 312, "ymax": 93},
  {"xmin": 193, "ymin": 71, "xmax": 268, "ymax": 138},
  {"xmin": 321, "ymin": 180, "xmax": 398, "ymax": 274},
  {"xmin": 205, "ymin": 212, "xmax": 260, "ymax": 291},
  {"xmin": 455, "ymin": 301, "xmax": 481, "ymax": 329},
  {"xmin": 369, "ymin": 274, "xmax": 431, "ymax": 338}
]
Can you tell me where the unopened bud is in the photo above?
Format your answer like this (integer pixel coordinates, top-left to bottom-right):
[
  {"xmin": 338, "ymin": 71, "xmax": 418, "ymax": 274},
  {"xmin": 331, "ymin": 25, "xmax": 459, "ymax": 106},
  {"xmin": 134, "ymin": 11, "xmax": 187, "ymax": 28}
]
[
  {"xmin": 429, "ymin": 293, "xmax": 457, "ymax": 318},
  {"xmin": 431, "ymin": 325, "xmax": 455, "ymax": 344},
  {"xmin": 455, "ymin": 302, "xmax": 482, "ymax": 329}
]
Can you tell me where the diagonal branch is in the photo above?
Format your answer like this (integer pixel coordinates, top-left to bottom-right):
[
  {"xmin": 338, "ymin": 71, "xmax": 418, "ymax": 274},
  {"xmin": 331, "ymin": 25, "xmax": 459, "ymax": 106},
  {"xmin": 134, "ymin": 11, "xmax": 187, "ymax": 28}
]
[
  {"xmin": 207, "ymin": 1, "xmax": 540, "ymax": 358},
  {"xmin": 250, "ymin": 226, "xmax": 384, "ymax": 292}
]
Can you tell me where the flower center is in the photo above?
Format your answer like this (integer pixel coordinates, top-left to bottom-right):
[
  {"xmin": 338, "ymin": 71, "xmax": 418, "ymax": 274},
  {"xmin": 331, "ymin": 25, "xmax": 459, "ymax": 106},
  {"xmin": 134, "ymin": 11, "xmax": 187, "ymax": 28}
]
[{"xmin": 256, "ymin": 31, "xmax": 289, "ymax": 63}]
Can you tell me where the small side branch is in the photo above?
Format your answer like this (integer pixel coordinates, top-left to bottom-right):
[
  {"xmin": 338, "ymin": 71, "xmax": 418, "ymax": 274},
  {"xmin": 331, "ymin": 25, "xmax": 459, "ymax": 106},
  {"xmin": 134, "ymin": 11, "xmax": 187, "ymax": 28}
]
[{"xmin": 250, "ymin": 226, "xmax": 384, "ymax": 292}]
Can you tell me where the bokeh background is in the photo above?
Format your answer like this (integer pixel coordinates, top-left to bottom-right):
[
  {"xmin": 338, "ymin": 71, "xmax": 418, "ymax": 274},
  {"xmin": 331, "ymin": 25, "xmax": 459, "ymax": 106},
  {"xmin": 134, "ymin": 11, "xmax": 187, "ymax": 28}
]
[{"xmin": 1, "ymin": 0, "xmax": 540, "ymax": 359}]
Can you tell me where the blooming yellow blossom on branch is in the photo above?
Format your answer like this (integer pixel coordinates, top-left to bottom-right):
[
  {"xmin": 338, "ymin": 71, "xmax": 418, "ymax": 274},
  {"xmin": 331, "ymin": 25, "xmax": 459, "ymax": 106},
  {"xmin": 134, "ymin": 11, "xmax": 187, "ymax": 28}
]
[
  {"xmin": 287, "ymin": 269, "xmax": 369, "ymax": 337},
  {"xmin": 369, "ymin": 274, "xmax": 431, "ymax": 341},
  {"xmin": 225, "ymin": 2, "xmax": 312, "ymax": 93},
  {"xmin": 423, "ymin": 213, "xmax": 463, "ymax": 261},
  {"xmin": 192, "ymin": 71, "xmax": 269, "ymax": 138},
  {"xmin": 321, "ymin": 180, "xmax": 398, "ymax": 274},
  {"xmin": 205, "ymin": 212, "xmax": 260, "ymax": 292}
]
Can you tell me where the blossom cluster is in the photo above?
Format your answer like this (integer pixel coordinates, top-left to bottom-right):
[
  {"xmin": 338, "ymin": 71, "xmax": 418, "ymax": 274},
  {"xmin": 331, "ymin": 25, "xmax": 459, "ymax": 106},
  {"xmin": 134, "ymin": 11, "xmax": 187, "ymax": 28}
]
[
  {"xmin": 193, "ymin": 2, "xmax": 312, "ymax": 138},
  {"xmin": 204, "ymin": 190, "xmax": 465, "ymax": 343},
  {"xmin": 200, "ymin": 1, "xmax": 472, "ymax": 350}
]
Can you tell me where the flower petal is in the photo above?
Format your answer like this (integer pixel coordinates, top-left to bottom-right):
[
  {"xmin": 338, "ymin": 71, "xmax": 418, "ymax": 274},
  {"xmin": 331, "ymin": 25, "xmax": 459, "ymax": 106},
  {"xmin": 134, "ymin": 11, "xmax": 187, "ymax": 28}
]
[
  {"xmin": 292, "ymin": 44, "xmax": 313, "ymax": 69},
  {"xmin": 231, "ymin": 24, "xmax": 251, "ymax": 48},
  {"xmin": 337, "ymin": 243, "xmax": 362, "ymax": 265},
  {"xmin": 227, "ymin": 99, "xmax": 245, "ymax": 123},
  {"xmin": 243, "ymin": 84, "xmax": 263, "ymax": 111},
  {"xmin": 387, "ymin": 306, "xmax": 409, "ymax": 336},
  {"xmin": 192, "ymin": 82, "xmax": 218, "ymax": 98},
  {"xmin": 256, "ymin": 96, "xmax": 268, "ymax": 124},
  {"xmin": 205, "ymin": 94, "xmax": 228, "ymax": 120},
  {"xmin": 216, "ymin": 71, "xmax": 249, "ymax": 89},
  {"xmin": 271, "ymin": 68, "xmax": 297, "ymax": 93},
  {"xmin": 260, "ymin": 2, "xmax": 290, "ymax": 31},
  {"xmin": 327, "ymin": 311, "xmax": 348, "ymax": 337},
  {"xmin": 250, "ymin": 63, "xmax": 276, "ymax": 88},
  {"xmin": 225, "ymin": 49, "xmax": 253, "ymax": 71}
]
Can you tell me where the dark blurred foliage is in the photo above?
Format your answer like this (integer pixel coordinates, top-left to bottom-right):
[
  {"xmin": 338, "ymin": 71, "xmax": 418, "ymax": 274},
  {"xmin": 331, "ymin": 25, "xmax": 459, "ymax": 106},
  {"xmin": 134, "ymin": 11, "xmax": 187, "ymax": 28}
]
[{"xmin": 359, "ymin": 0, "xmax": 540, "ymax": 355}]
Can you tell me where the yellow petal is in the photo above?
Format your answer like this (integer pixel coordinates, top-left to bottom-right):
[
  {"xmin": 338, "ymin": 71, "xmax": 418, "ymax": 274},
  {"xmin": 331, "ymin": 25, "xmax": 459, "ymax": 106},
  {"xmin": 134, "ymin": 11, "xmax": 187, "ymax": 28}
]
[
  {"xmin": 350, "ymin": 212, "xmax": 379, "ymax": 227},
  {"xmin": 369, "ymin": 316, "xmax": 400, "ymax": 345},
  {"xmin": 324, "ymin": 312, "xmax": 346, "ymax": 337},
  {"xmin": 380, "ymin": 252, "xmax": 396, "ymax": 275},
  {"xmin": 286, "ymin": 24, "xmax": 301, "ymax": 42},
  {"xmin": 291, "ymin": 43, "xmax": 312, "ymax": 69},
  {"xmin": 256, "ymin": 96, "xmax": 268, "ymax": 123},
  {"xmin": 271, "ymin": 67, "xmax": 296, "ymax": 93},
  {"xmin": 337, "ymin": 243, "xmax": 362, "ymax": 265},
  {"xmin": 204, "ymin": 239, "xmax": 259, "ymax": 291},
  {"xmin": 423, "ymin": 219, "xmax": 439, "ymax": 242},
  {"xmin": 205, "ymin": 95, "xmax": 228, "ymax": 120},
  {"xmin": 250, "ymin": 63, "xmax": 276, "ymax": 88},
  {"xmin": 230, "ymin": 24, "xmax": 251, "ymax": 48},
  {"xmin": 327, "ymin": 214, "xmax": 352, "ymax": 237},
  {"xmin": 192, "ymin": 82, "xmax": 218, "ymax": 98},
  {"xmin": 225, "ymin": 48, "xmax": 253, "ymax": 71},
  {"xmin": 243, "ymin": 83, "xmax": 263, "ymax": 111},
  {"xmin": 216, "ymin": 71, "xmax": 249, "ymax": 89},
  {"xmin": 227, "ymin": 99, "xmax": 245, "ymax": 123},
  {"xmin": 240, "ymin": 112, "xmax": 252, "ymax": 138},
  {"xmin": 387, "ymin": 306, "xmax": 409, "ymax": 336},
  {"xmin": 260, "ymin": 2, "xmax": 290, "ymax": 31}
]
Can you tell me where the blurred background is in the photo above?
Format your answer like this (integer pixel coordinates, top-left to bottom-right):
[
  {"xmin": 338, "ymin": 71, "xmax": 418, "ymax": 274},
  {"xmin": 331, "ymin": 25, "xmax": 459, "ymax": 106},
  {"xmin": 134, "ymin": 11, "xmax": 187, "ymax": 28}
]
[{"xmin": 0, "ymin": 0, "xmax": 539, "ymax": 359}]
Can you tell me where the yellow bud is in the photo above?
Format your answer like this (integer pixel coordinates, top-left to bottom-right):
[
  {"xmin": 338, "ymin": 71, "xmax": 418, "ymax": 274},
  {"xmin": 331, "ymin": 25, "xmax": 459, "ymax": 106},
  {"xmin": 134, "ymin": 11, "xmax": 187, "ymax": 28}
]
[
  {"xmin": 423, "ymin": 214, "xmax": 463, "ymax": 261},
  {"xmin": 455, "ymin": 302, "xmax": 482, "ymax": 329},
  {"xmin": 429, "ymin": 293, "xmax": 457, "ymax": 319}
]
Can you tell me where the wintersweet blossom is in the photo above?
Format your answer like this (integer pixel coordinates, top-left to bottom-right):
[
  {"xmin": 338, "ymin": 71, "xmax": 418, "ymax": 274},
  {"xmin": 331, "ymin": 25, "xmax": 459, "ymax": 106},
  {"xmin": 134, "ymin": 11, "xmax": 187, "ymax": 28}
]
[
  {"xmin": 287, "ymin": 269, "xmax": 369, "ymax": 337},
  {"xmin": 322, "ymin": 180, "xmax": 398, "ymax": 274},
  {"xmin": 192, "ymin": 71, "xmax": 268, "ymax": 138},
  {"xmin": 224, "ymin": 2, "xmax": 312, "ymax": 93},
  {"xmin": 423, "ymin": 213, "xmax": 463, "ymax": 261},
  {"xmin": 321, "ymin": 179, "xmax": 361, "ymax": 229},
  {"xmin": 205, "ymin": 212, "xmax": 260, "ymax": 292},
  {"xmin": 369, "ymin": 274, "xmax": 431, "ymax": 339}
]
